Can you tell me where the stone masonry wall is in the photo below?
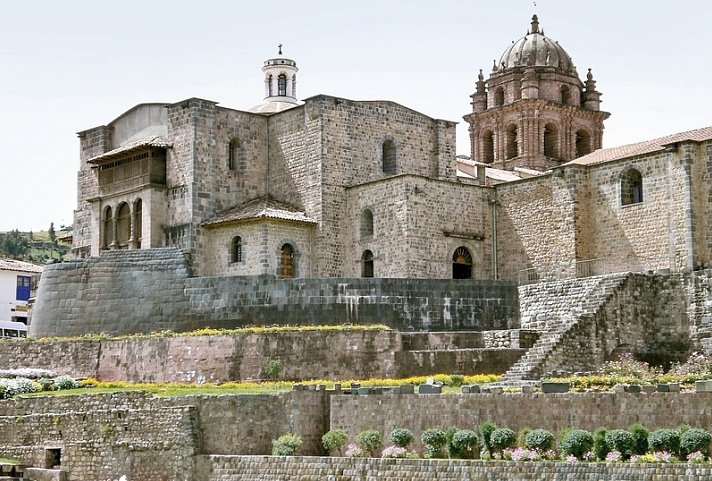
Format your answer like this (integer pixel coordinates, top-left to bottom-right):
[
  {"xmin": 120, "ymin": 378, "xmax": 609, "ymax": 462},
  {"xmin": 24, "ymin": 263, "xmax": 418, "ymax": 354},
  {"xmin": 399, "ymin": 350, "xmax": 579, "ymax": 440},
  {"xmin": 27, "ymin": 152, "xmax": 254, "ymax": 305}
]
[
  {"xmin": 186, "ymin": 276, "xmax": 519, "ymax": 332},
  {"xmin": 202, "ymin": 455, "xmax": 712, "ymax": 481},
  {"xmin": 30, "ymin": 248, "xmax": 193, "ymax": 338},
  {"xmin": 345, "ymin": 175, "xmax": 494, "ymax": 279},
  {"xmin": 330, "ymin": 392, "xmax": 712, "ymax": 449},
  {"xmin": 0, "ymin": 400, "xmax": 198, "ymax": 481}
]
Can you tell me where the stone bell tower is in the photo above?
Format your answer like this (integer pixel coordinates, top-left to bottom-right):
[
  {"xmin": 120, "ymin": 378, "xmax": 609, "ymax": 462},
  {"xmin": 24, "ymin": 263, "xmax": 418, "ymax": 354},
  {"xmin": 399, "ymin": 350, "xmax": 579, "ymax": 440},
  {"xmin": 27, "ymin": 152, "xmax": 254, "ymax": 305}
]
[
  {"xmin": 249, "ymin": 45, "xmax": 301, "ymax": 114},
  {"xmin": 464, "ymin": 15, "xmax": 610, "ymax": 171}
]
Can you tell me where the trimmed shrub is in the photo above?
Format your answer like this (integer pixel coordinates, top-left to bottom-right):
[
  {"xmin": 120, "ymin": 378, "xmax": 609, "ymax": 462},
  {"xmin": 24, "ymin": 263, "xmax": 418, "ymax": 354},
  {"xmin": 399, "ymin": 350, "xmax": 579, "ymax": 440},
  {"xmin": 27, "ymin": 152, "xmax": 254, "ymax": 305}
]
[
  {"xmin": 525, "ymin": 429, "xmax": 554, "ymax": 452},
  {"xmin": 593, "ymin": 427, "xmax": 609, "ymax": 460},
  {"xmin": 605, "ymin": 429, "xmax": 634, "ymax": 458},
  {"xmin": 479, "ymin": 421, "xmax": 497, "ymax": 454},
  {"xmin": 490, "ymin": 428, "xmax": 516, "ymax": 453},
  {"xmin": 628, "ymin": 423, "xmax": 649, "ymax": 456},
  {"xmin": 272, "ymin": 433, "xmax": 302, "ymax": 456},
  {"xmin": 53, "ymin": 375, "xmax": 78, "ymax": 391},
  {"xmin": 559, "ymin": 429, "xmax": 594, "ymax": 459},
  {"xmin": 322, "ymin": 429, "xmax": 348, "ymax": 456},
  {"xmin": 680, "ymin": 428, "xmax": 712, "ymax": 458},
  {"xmin": 355, "ymin": 430, "xmax": 382, "ymax": 457},
  {"xmin": 421, "ymin": 429, "xmax": 448, "ymax": 458},
  {"xmin": 449, "ymin": 429, "xmax": 479, "ymax": 459},
  {"xmin": 389, "ymin": 428, "xmax": 414, "ymax": 448},
  {"xmin": 649, "ymin": 429, "xmax": 680, "ymax": 455}
]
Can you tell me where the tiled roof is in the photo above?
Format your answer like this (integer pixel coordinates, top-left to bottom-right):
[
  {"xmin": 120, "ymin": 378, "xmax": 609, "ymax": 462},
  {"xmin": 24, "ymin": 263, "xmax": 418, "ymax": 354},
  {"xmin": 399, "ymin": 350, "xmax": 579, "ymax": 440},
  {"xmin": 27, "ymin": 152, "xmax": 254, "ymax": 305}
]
[
  {"xmin": 87, "ymin": 136, "xmax": 172, "ymax": 164},
  {"xmin": 203, "ymin": 197, "xmax": 317, "ymax": 227},
  {"xmin": 0, "ymin": 259, "xmax": 44, "ymax": 274},
  {"xmin": 569, "ymin": 126, "xmax": 712, "ymax": 166}
]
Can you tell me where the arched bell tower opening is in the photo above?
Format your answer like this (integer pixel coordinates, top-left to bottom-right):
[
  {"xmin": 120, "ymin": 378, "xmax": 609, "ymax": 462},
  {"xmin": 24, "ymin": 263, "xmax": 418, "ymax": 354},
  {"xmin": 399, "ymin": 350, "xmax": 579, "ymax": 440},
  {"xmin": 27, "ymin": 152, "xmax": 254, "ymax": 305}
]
[{"xmin": 464, "ymin": 15, "xmax": 609, "ymax": 171}]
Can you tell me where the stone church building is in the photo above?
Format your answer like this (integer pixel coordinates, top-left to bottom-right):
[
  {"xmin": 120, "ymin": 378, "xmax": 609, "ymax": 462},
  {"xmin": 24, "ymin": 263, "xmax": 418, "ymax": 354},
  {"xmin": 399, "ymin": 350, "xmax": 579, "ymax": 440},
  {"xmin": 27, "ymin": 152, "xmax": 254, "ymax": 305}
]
[
  {"xmin": 28, "ymin": 14, "xmax": 709, "ymax": 343},
  {"xmin": 70, "ymin": 15, "xmax": 712, "ymax": 286}
]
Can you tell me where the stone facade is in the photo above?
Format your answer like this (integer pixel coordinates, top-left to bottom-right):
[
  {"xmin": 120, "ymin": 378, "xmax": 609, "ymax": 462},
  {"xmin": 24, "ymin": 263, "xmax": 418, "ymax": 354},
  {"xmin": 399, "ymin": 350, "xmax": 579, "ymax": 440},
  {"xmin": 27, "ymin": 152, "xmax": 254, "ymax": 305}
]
[{"xmin": 3, "ymin": 390, "xmax": 712, "ymax": 480}]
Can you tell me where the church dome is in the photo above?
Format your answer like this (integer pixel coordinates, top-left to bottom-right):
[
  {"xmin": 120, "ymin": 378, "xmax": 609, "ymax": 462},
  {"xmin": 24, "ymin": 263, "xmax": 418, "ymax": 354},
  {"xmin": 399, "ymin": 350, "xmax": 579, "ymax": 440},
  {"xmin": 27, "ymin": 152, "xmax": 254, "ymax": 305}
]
[{"xmin": 497, "ymin": 15, "xmax": 575, "ymax": 73}]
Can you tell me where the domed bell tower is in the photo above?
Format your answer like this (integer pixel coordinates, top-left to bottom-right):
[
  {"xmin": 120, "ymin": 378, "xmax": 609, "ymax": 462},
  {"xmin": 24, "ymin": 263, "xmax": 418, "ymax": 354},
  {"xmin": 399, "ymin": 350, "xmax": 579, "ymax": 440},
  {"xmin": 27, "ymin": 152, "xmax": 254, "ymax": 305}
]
[{"xmin": 464, "ymin": 15, "xmax": 610, "ymax": 171}]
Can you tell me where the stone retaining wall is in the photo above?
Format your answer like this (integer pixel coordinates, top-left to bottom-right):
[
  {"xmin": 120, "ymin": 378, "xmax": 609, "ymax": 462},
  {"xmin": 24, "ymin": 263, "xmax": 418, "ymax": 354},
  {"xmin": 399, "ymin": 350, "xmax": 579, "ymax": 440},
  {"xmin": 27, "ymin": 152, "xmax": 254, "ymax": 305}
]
[
  {"xmin": 330, "ymin": 392, "xmax": 712, "ymax": 448},
  {"xmin": 0, "ymin": 329, "xmax": 523, "ymax": 382},
  {"xmin": 30, "ymin": 248, "xmax": 520, "ymax": 337},
  {"xmin": 200, "ymin": 455, "xmax": 712, "ymax": 481}
]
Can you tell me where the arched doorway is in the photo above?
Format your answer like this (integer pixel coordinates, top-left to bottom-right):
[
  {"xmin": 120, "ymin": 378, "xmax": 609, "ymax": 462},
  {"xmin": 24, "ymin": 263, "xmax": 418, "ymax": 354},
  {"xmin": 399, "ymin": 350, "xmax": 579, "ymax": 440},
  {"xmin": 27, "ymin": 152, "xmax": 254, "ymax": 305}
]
[
  {"xmin": 116, "ymin": 203, "xmax": 131, "ymax": 248},
  {"xmin": 280, "ymin": 243, "xmax": 295, "ymax": 278},
  {"xmin": 452, "ymin": 246, "xmax": 473, "ymax": 279}
]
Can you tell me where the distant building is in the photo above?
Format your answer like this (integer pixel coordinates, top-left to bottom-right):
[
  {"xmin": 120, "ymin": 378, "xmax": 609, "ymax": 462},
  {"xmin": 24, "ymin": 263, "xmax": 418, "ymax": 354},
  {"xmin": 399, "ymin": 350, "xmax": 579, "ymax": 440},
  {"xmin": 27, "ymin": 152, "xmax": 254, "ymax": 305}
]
[{"xmin": 0, "ymin": 259, "xmax": 43, "ymax": 324}]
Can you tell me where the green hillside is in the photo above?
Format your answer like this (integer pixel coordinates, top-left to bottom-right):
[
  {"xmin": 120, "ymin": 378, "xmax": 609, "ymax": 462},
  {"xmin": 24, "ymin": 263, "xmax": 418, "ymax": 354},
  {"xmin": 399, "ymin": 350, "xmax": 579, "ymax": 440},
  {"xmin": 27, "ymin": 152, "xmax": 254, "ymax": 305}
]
[{"xmin": 0, "ymin": 225, "xmax": 72, "ymax": 264}]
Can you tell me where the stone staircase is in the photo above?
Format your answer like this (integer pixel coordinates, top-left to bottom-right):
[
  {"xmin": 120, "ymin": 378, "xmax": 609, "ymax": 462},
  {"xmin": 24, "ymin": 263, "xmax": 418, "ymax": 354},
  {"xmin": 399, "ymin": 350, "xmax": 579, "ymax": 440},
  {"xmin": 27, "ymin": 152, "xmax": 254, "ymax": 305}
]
[{"xmin": 501, "ymin": 273, "xmax": 630, "ymax": 381}]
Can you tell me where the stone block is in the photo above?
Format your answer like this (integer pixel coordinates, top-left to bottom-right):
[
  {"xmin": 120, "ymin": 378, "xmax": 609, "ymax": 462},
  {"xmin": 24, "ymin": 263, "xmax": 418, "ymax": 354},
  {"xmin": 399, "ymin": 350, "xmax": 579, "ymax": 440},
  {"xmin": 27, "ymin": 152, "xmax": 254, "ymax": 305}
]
[
  {"xmin": 613, "ymin": 384, "xmax": 626, "ymax": 393},
  {"xmin": 624, "ymin": 384, "xmax": 642, "ymax": 393},
  {"xmin": 641, "ymin": 385, "xmax": 656, "ymax": 394},
  {"xmin": 399, "ymin": 384, "xmax": 415, "ymax": 394},
  {"xmin": 541, "ymin": 382, "xmax": 570, "ymax": 394},
  {"xmin": 521, "ymin": 385, "xmax": 534, "ymax": 394},
  {"xmin": 418, "ymin": 384, "xmax": 442, "ymax": 394},
  {"xmin": 695, "ymin": 380, "xmax": 712, "ymax": 392}
]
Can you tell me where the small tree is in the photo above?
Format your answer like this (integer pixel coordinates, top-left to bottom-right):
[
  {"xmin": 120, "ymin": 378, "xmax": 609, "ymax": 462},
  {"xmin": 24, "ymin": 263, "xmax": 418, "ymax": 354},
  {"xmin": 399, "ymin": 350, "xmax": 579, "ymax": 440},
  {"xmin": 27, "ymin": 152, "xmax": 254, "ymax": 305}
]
[
  {"xmin": 649, "ymin": 428, "xmax": 681, "ymax": 455},
  {"xmin": 421, "ymin": 429, "xmax": 448, "ymax": 458},
  {"xmin": 322, "ymin": 429, "xmax": 348, "ymax": 456},
  {"xmin": 479, "ymin": 421, "xmax": 497, "ymax": 455},
  {"xmin": 593, "ymin": 427, "xmax": 609, "ymax": 460},
  {"xmin": 627, "ymin": 423, "xmax": 649, "ymax": 456},
  {"xmin": 559, "ymin": 429, "xmax": 594, "ymax": 460},
  {"xmin": 449, "ymin": 429, "xmax": 479, "ymax": 459},
  {"xmin": 355, "ymin": 430, "xmax": 382, "ymax": 457},
  {"xmin": 390, "ymin": 428, "xmax": 414, "ymax": 448},
  {"xmin": 524, "ymin": 429, "xmax": 554, "ymax": 452},
  {"xmin": 272, "ymin": 433, "xmax": 302, "ymax": 456},
  {"xmin": 604, "ymin": 429, "xmax": 634, "ymax": 459},
  {"xmin": 680, "ymin": 428, "xmax": 712, "ymax": 459},
  {"xmin": 48, "ymin": 222, "xmax": 57, "ymax": 246},
  {"xmin": 490, "ymin": 428, "xmax": 516, "ymax": 454}
]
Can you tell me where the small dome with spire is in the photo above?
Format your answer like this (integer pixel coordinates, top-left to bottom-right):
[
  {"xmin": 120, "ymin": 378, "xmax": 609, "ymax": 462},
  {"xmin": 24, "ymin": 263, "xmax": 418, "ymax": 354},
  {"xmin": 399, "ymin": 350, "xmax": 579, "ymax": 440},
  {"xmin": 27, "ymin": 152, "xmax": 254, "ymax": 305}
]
[
  {"xmin": 497, "ymin": 15, "xmax": 575, "ymax": 73},
  {"xmin": 248, "ymin": 45, "xmax": 301, "ymax": 115}
]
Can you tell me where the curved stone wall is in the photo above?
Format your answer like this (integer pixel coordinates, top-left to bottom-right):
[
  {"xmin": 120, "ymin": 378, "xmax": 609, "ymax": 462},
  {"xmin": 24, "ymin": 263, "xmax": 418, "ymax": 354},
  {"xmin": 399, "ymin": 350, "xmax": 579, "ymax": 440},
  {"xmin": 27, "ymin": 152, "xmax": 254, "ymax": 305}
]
[{"xmin": 30, "ymin": 248, "xmax": 519, "ymax": 337}]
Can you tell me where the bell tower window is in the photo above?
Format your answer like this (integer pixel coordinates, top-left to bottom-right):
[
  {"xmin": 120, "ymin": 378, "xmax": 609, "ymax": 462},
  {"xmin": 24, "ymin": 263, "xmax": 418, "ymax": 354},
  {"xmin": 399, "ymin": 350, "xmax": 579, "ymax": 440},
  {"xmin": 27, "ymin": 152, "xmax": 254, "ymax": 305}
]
[
  {"xmin": 505, "ymin": 124, "xmax": 518, "ymax": 160},
  {"xmin": 575, "ymin": 129, "xmax": 592, "ymax": 157},
  {"xmin": 544, "ymin": 123, "xmax": 559, "ymax": 159},
  {"xmin": 278, "ymin": 74, "xmax": 287, "ymax": 96},
  {"xmin": 482, "ymin": 130, "xmax": 494, "ymax": 163}
]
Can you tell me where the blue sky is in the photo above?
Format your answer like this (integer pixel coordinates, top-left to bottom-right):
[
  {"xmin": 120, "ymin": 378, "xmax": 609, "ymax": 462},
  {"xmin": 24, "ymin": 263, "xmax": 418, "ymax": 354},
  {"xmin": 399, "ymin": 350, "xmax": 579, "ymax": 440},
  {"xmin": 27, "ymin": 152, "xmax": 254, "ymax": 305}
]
[{"xmin": 1, "ymin": 0, "xmax": 711, "ymax": 231}]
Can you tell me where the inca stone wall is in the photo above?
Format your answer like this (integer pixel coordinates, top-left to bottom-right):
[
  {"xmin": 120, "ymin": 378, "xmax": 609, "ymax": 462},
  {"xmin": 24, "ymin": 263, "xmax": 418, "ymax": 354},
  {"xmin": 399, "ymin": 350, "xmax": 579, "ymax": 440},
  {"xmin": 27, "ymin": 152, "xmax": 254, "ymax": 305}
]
[
  {"xmin": 201, "ymin": 455, "xmax": 712, "ymax": 481},
  {"xmin": 5, "ymin": 391, "xmax": 712, "ymax": 480},
  {"xmin": 30, "ymin": 248, "xmax": 193, "ymax": 338},
  {"xmin": 30, "ymin": 248, "xmax": 520, "ymax": 337},
  {"xmin": 0, "ymin": 394, "xmax": 198, "ymax": 481},
  {"xmin": 330, "ymin": 392, "xmax": 712, "ymax": 447},
  {"xmin": 1, "ymin": 329, "xmax": 526, "ymax": 383}
]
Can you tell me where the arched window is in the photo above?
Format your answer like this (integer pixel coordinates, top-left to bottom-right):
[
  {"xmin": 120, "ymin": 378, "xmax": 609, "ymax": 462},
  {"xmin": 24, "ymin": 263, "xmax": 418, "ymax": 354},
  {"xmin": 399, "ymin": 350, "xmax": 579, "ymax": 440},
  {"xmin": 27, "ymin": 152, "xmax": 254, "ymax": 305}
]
[
  {"xmin": 505, "ymin": 124, "xmax": 518, "ymax": 160},
  {"xmin": 231, "ymin": 236, "xmax": 243, "ymax": 263},
  {"xmin": 228, "ymin": 138, "xmax": 241, "ymax": 171},
  {"xmin": 360, "ymin": 209, "xmax": 374, "ymax": 238},
  {"xmin": 280, "ymin": 243, "xmax": 295, "ymax": 278},
  {"xmin": 575, "ymin": 129, "xmax": 591, "ymax": 157},
  {"xmin": 116, "ymin": 202, "xmax": 131, "ymax": 248},
  {"xmin": 134, "ymin": 199, "xmax": 143, "ymax": 248},
  {"xmin": 102, "ymin": 206, "xmax": 113, "ymax": 249},
  {"xmin": 362, "ymin": 250, "xmax": 374, "ymax": 278},
  {"xmin": 382, "ymin": 139, "xmax": 396, "ymax": 174},
  {"xmin": 278, "ymin": 74, "xmax": 287, "ymax": 96},
  {"xmin": 560, "ymin": 85, "xmax": 571, "ymax": 106},
  {"xmin": 482, "ymin": 130, "xmax": 494, "ymax": 163},
  {"xmin": 494, "ymin": 87, "xmax": 504, "ymax": 107},
  {"xmin": 620, "ymin": 168, "xmax": 643, "ymax": 205},
  {"xmin": 452, "ymin": 246, "xmax": 473, "ymax": 279},
  {"xmin": 543, "ymin": 123, "xmax": 559, "ymax": 159}
]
